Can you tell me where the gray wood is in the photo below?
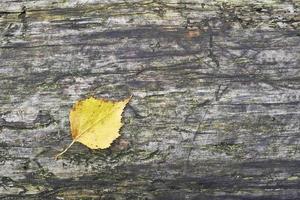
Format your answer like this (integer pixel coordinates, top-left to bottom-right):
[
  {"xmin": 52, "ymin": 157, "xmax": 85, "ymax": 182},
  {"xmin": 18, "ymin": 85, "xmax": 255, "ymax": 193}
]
[{"xmin": 0, "ymin": 0, "xmax": 300, "ymax": 199}]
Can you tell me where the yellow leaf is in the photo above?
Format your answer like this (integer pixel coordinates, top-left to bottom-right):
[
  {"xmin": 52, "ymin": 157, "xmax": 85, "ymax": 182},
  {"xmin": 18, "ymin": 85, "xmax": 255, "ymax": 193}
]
[{"xmin": 55, "ymin": 96, "xmax": 132, "ymax": 159}]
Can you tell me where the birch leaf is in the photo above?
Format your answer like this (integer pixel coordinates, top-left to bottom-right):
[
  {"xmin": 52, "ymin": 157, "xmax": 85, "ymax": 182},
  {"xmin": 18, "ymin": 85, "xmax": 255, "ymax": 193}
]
[{"xmin": 55, "ymin": 96, "xmax": 132, "ymax": 159}]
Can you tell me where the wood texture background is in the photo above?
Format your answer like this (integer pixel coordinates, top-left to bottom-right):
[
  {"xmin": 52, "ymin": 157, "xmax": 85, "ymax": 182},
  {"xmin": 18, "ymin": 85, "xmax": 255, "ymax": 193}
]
[{"xmin": 0, "ymin": 0, "xmax": 300, "ymax": 199}]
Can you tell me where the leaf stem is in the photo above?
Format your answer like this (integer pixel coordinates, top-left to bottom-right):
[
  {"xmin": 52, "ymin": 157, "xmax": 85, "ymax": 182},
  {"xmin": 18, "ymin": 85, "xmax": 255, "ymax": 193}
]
[{"xmin": 54, "ymin": 140, "xmax": 76, "ymax": 160}]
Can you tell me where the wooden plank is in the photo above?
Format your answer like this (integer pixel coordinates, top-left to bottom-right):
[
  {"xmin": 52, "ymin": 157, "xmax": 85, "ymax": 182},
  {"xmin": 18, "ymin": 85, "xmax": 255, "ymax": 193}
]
[{"xmin": 0, "ymin": 0, "xmax": 300, "ymax": 199}]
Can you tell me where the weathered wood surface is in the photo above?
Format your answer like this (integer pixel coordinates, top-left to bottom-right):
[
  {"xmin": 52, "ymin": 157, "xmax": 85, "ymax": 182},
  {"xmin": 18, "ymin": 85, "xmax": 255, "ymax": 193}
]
[{"xmin": 0, "ymin": 0, "xmax": 300, "ymax": 199}]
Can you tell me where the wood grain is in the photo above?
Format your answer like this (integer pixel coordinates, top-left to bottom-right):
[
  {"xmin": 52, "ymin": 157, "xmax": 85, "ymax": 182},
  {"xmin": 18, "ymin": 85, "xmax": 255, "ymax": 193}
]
[{"xmin": 0, "ymin": 0, "xmax": 300, "ymax": 199}]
